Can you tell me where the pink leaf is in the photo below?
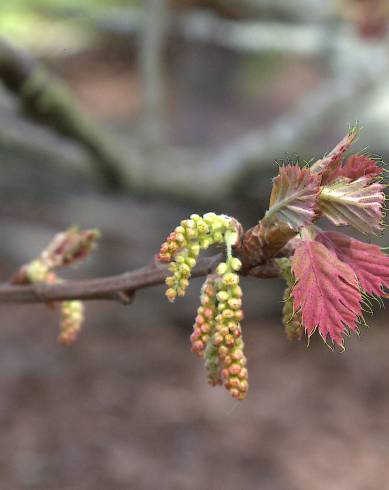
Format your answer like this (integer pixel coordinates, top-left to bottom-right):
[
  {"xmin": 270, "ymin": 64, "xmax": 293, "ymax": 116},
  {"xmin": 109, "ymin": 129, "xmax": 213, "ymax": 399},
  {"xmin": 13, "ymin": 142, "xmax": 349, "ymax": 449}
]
[
  {"xmin": 310, "ymin": 126, "xmax": 360, "ymax": 183},
  {"xmin": 265, "ymin": 165, "xmax": 320, "ymax": 230},
  {"xmin": 328, "ymin": 155, "xmax": 383, "ymax": 183},
  {"xmin": 319, "ymin": 176, "xmax": 385, "ymax": 234},
  {"xmin": 291, "ymin": 240, "xmax": 362, "ymax": 347},
  {"xmin": 316, "ymin": 231, "xmax": 389, "ymax": 297}
]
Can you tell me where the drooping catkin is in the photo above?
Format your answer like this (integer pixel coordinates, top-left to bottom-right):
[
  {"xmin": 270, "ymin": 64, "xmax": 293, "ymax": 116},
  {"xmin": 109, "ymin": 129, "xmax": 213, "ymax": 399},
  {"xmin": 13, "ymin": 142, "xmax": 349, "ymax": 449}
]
[
  {"xmin": 191, "ymin": 257, "xmax": 248, "ymax": 400},
  {"xmin": 158, "ymin": 213, "xmax": 239, "ymax": 302},
  {"xmin": 212, "ymin": 257, "xmax": 248, "ymax": 400},
  {"xmin": 190, "ymin": 276, "xmax": 218, "ymax": 358},
  {"xmin": 283, "ymin": 285, "xmax": 304, "ymax": 341},
  {"xmin": 278, "ymin": 257, "xmax": 305, "ymax": 341},
  {"xmin": 11, "ymin": 227, "xmax": 100, "ymax": 346},
  {"xmin": 59, "ymin": 301, "xmax": 85, "ymax": 345}
]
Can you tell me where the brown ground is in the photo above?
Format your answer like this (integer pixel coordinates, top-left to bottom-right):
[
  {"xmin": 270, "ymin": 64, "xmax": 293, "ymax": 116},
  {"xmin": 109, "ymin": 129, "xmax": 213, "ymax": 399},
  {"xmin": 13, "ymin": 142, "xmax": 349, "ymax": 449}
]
[{"xmin": 0, "ymin": 300, "xmax": 388, "ymax": 490}]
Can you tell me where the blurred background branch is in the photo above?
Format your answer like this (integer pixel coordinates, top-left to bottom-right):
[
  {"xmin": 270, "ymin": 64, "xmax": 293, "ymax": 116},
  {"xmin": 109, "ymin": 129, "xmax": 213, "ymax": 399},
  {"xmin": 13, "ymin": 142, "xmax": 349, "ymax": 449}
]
[
  {"xmin": 0, "ymin": 37, "xmax": 129, "ymax": 190},
  {"xmin": 0, "ymin": 1, "xmax": 388, "ymax": 202},
  {"xmin": 138, "ymin": 0, "xmax": 169, "ymax": 147}
]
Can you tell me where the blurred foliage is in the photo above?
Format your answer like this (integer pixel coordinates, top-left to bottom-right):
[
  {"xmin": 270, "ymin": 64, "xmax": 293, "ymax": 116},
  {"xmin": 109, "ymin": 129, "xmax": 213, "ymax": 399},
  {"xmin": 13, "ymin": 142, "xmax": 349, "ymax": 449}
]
[
  {"xmin": 0, "ymin": 0, "xmax": 140, "ymax": 52},
  {"xmin": 236, "ymin": 52, "xmax": 284, "ymax": 101}
]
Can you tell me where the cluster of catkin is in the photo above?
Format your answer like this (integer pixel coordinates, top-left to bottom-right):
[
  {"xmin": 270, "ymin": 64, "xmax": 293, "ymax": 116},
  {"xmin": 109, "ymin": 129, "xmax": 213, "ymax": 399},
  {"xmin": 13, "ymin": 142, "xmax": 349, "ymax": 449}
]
[
  {"xmin": 12, "ymin": 227, "xmax": 99, "ymax": 344},
  {"xmin": 159, "ymin": 214, "xmax": 248, "ymax": 400}
]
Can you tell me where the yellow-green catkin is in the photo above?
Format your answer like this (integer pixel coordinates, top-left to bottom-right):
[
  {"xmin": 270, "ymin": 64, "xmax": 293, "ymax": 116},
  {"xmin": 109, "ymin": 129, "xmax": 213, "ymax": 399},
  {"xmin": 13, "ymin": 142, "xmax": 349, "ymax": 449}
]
[
  {"xmin": 59, "ymin": 301, "xmax": 85, "ymax": 345},
  {"xmin": 211, "ymin": 257, "xmax": 248, "ymax": 400},
  {"xmin": 25, "ymin": 259, "xmax": 51, "ymax": 283},
  {"xmin": 191, "ymin": 276, "xmax": 224, "ymax": 386},
  {"xmin": 277, "ymin": 257, "xmax": 304, "ymax": 341},
  {"xmin": 191, "ymin": 277, "xmax": 217, "ymax": 358},
  {"xmin": 283, "ymin": 285, "xmax": 304, "ymax": 341},
  {"xmin": 159, "ymin": 213, "xmax": 238, "ymax": 302}
]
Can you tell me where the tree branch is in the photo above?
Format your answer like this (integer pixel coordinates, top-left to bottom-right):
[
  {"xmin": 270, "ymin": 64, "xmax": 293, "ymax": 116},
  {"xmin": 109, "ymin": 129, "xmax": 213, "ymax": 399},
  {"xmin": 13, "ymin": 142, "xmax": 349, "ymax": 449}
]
[
  {"xmin": 138, "ymin": 0, "xmax": 169, "ymax": 145},
  {"xmin": 0, "ymin": 255, "xmax": 281, "ymax": 305},
  {"xmin": 0, "ymin": 37, "xmax": 129, "ymax": 190}
]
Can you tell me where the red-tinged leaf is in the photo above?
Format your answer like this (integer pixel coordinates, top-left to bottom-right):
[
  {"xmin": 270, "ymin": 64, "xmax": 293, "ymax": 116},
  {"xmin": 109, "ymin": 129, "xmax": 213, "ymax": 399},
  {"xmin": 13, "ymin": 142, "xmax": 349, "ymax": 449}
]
[
  {"xmin": 310, "ymin": 126, "xmax": 360, "ymax": 183},
  {"xmin": 328, "ymin": 155, "xmax": 383, "ymax": 183},
  {"xmin": 319, "ymin": 176, "xmax": 384, "ymax": 234},
  {"xmin": 316, "ymin": 231, "xmax": 389, "ymax": 297},
  {"xmin": 264, "ymin": 165, "xmax": 320, "ymax": 230},
  {"xmin": 291, "ymin": 240, "xmax": 362, "ymax": 346}
]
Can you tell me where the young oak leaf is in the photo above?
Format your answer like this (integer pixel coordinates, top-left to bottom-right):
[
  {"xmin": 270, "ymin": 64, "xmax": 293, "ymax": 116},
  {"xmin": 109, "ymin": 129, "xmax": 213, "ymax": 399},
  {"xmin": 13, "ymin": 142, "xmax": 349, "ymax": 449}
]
[
  {"xmin": 319, "ymin": 176, "xmax": 385, "ymax": 234},
  {"xmin": 328, "ymin": 155, "xmax": 383, "ymax": 183},
  {"xmin": 310, "ymin": 125, "xmax": 360, "ymax": 183},
  {"xmin": 291, "ymin": 240, "xmax": 362, "ymax": 347},
  {"xmin": 264, "ymin": 165, "xmax": 320, "ymax": 231},
  {"xmin": 316, "ymin": 231, "xmax": 389, "ymax": 297}
]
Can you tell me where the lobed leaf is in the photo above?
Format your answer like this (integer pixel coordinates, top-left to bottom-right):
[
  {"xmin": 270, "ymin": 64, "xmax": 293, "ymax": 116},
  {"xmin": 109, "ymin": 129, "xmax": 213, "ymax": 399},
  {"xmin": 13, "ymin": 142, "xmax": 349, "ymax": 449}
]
[
  {"xmin": 291, "ymin": 240, "xmax": 362, "ymax": 347},
  {"xmin": 327, "ymin": 154, "xmax": 383, "ymax": 183},
  {"xmin": 316, "ymin": 231, "xmax": 389, "ymax": 297},
  {"xmin": 310, "ymin": 125, "xmax": 360, "ymax": 183},
  {"xmin": 264, "ymin": 165, "xmax": 320, "ymax": 231},
  {"xmin": 319, "ymin": 176, "xmax": 385, "ymax": 234}
]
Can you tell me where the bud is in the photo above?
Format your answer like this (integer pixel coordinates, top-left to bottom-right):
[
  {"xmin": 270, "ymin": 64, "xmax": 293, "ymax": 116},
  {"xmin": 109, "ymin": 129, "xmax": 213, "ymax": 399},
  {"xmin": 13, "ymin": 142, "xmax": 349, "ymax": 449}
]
[
  {"xmin": 228, "ymin": 298, "xmax": 242, "ymax": 310},
  {"xmin": 216, "ymin": 291, "xmax": 229, "ymax": 302},
  {"xmin": 216, "ymin": 262, "xmax": 228, "ymax": 276},
  {"xmin": 41, "ymin": 227, "xmax": 100, "ymax": 270},
  {"xmin": 222, "ymin": 272, "xmax": 239, "ymax": 287},
  {"xmin": 230, "ymin": 258, "xmax": 242, "ymax": 271},
  {"xmin": 26, "ymin": 259, "xmax": 50, "ymax": 283},
  {"xmin": 166, "ymin": 288, "xmax": 177, "ymax": 302}
]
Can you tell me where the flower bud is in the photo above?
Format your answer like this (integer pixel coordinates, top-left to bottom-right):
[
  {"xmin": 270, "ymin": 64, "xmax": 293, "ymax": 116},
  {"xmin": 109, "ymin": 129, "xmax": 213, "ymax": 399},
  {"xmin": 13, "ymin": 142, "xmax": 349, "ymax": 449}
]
[
  {"xmin": 222, "ymin": 273, "xmax": 239, "ymax": 286},
  {"xmin": 199, "ymin": 238, "xmax": 211, "ymax": 249},
  {"xmin": 216, "ymin": 291, "xmax": 229, "ymax": 302},
  {"xmin": 166, "ymin": 288, "xmax": 177, "ymax": 302},
  {"xmin": 26, "ymin": 260, "xmax": 49, "ymax": 283},
  {"xmin": 228, "ymin": 298, "xmax": 242, "ymax": 310},
  {"xmin": 186, "ymin": 257, "xmax": 197, "ymax": 268},
  {"xmin": 165, "ymin": 277, "xmax": 175, "ymax": 287},
  {"xmin": 229, "ymin": 258, "xmax": 242, "ymax": 271},
  {"xmin": 216, "ymin": 262, "xmax": 228, "ymax": 276},
  {"xmin": 231, "ymin": 286, "xmax": 243, "ymax": 298}
]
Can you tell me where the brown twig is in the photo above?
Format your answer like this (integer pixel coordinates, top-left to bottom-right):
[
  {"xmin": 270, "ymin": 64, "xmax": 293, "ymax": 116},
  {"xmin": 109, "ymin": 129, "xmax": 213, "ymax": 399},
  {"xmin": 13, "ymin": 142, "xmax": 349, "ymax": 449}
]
[{"xmin": 0, "ymin": 254, "xmax": 281, "ymax": 305}]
